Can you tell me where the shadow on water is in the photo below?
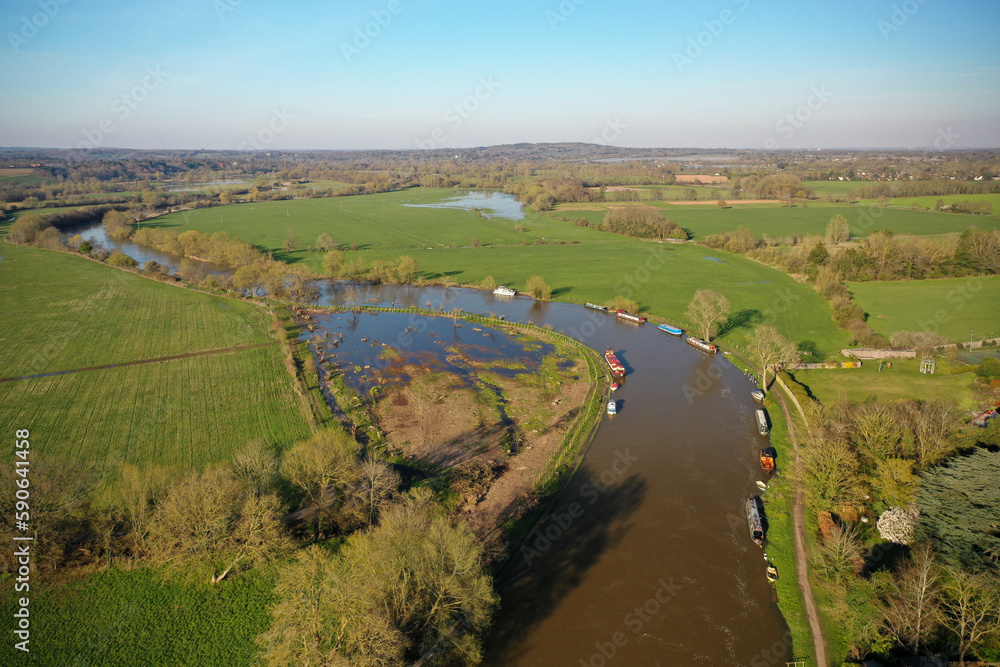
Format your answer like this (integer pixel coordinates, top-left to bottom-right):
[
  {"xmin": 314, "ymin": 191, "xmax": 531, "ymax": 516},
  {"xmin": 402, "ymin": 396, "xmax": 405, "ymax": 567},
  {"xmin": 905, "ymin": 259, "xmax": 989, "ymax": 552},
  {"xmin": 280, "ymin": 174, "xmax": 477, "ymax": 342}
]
[{"xmin": 484, "ymin": 470, "xmax": 647, "ymax": 665}]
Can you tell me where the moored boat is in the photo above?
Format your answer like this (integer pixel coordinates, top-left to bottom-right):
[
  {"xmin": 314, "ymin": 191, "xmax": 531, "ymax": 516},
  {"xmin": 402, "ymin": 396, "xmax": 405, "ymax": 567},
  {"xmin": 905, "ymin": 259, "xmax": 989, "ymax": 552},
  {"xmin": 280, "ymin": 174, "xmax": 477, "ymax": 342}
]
[
  {"xmin": 685, "ymin": 336, "xmax": 717, "ymax": 354},
  {"xmin": 751, "ymin": 388, "xmax": 765, "ymax": 402},
  {"xmin": 607, "ymin": 400, "xmax": 617, "ymax": 416},
  {"xmin": 658, "ymin": 323, "xmax": 683, "ymax": 336},
  {"xmin": 610, "ymin": 382, "xmax": 619, "ymax": 392},
  {"xmin": 585, "ymin": 302, "xmax": 609, "ymax": 312},
  {"xmin": 615, "ymin": 310, "xmax": 646, "ymax": 324},
  {"xmin": 493, "ymin": 285, "xmax": 517, "ymax": 297},
  {"xmin": 756, "ymin": 408, "xmax": 770, "ymax": 436},
  {"xmin": 604, "ymin": 348, "xmax": 625, "ymax": 375},
  {"xmin": 760, "ymin": 447, "xmax": 776, "ymax": 473},
  {"xmin": 766, "ymin": 565, "xmax": 778, "ymax": 582},
  {"xmin": 746, "ymin": 496, "xmax": 765, "ymax": 545}
]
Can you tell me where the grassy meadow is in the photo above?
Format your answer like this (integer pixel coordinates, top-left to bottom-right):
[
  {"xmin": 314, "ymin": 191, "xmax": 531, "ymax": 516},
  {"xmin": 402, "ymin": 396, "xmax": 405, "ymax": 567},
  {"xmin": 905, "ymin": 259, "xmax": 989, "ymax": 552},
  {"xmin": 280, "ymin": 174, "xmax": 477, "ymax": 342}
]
[
  {"xmin": 0, "ymin": 242, "xmax": 273, "ymax": 377},
  {"xmin": 146, "ymin": 192, "xmax": 850, "ymax": 357},
  {"xmin": 848, "ymin": 275, "xmax": 1000, "ymax": 343},
  {"xmin": 0, "ymin": 566, "xmax": 276, "ymax": 665},
  {"xmin": 0, "ymin": 243, "xmax": 312, "ymax": 468},
  {"xmin": 553, "ymin": 200, "xmax": 998, "ymax": 240},
  {"xmin": 789, "ymin": 358, "xmax": 978, "ymax": 411}
]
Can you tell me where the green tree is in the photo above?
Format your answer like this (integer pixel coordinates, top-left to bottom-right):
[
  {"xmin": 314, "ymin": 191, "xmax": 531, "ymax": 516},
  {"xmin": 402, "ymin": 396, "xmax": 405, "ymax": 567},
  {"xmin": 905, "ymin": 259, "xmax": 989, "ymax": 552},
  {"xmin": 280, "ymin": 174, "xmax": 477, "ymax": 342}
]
[
  {"xmin": 322, "ymin": 250, "xmax": 344, "ymax": 276},
  {"xmin": 146, "ymin": 468, "xmax": 291, "ymax": 584},
  {"xmin": 256, "ymin": 489, "xmax": 497, "ymax": 665},
  {"xmin": 685, "ymin": 289, "xmax": 730, "ymax": 341},
  {"xmin": 106, "ymin": 251, "xmax": 139, "ymax": 268},
  {"xmin": 608, "ymin": 295, "xmax": 640, "ymax": 315},
  {"xmin": 717, "ymin": 198, "xmax": 727, "ymax": 209},
  {"xmin": 394, "ymin": 255, "xmax": 418, "ymax": 283},
  {"xmin": 807, "ymin": 240, "xmax": 830, "ymax": 264},
  {"xmin": 526, "ymin": 275, "xmax": 552, "ymax": 300},
  {"xmin": 313, "ymin": 231, "xmax": 337, "ymax": 252},
  {"xmin": 480, "ymin": 275, "xmax": 498, "ymax": 292},
  {"xmin": 283, "ymin": 229, "xmax": 300, "ymax": 254},
  {"xmin": 917, "ymin": 447, "xmax": 1000, "ymax": 573},
  {"xmin": 976, "ymin": 357, "xmax": 1000, "ymax": 379}
]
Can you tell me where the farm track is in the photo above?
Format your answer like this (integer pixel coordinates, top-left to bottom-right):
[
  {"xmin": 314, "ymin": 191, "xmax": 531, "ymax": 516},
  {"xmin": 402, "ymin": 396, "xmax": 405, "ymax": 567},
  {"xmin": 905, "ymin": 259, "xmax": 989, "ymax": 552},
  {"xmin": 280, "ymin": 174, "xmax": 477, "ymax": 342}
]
[{"xmin": 0, "ymin": 341, "xmax": 279, "ymax": 383}]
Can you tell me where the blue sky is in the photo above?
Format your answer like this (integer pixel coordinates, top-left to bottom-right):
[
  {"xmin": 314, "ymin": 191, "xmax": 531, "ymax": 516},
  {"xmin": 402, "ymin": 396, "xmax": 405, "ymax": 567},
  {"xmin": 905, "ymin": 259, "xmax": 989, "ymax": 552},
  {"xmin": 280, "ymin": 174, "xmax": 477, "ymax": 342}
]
[{"xmin": 1, "ymin": 0, "xmax": 998, "ymax": 150}]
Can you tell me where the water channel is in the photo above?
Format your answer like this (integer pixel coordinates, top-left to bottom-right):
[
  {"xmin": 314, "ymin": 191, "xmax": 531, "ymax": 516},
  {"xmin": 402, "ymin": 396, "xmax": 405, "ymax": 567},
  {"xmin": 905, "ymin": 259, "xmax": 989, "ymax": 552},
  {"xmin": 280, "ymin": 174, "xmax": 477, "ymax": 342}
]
[{"xmin": 66, "ymin": 196, "xmax": 789, "ymax": 665}]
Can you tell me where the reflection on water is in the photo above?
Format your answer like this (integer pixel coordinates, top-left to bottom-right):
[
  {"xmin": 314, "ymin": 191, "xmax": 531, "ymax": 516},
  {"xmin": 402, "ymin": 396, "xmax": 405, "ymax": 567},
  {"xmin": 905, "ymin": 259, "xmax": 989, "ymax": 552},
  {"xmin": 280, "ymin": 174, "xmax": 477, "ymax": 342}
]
[
  {"xmin": 300, "ymin": 310, "xmax": 552, "ymax": 397},
  {"xmin": 403, "ymin": 190, "xmax": 526, "ymax": 220}
]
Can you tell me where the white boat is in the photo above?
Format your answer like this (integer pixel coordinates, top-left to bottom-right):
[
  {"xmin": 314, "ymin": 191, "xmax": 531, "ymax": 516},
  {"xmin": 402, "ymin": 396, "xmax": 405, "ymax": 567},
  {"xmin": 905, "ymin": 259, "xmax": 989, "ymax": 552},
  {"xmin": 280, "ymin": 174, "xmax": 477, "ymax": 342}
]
[
  {"xmin": 756, "ymin": 408, "xmax": 769, "ymax": 436},
  {"xmin": 493, "ymin": 285, "xmax": 516, "ymax": 297},
  {"xmin": 607, "ymin": 400, "xmax": 617, "ymax": 416},
  {"xmin": 751, "ymin": 388, "xmax": 765, "ymax": 402}
]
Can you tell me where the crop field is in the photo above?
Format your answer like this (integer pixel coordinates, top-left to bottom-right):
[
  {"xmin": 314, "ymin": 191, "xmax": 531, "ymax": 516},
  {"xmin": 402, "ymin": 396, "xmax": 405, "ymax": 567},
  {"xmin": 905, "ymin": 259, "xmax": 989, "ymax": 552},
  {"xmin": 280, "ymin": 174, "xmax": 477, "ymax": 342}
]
[
  {"xmin": 1, "ymin": 345, "xmax": 310, "ymax": 468},
  {"xmin": 553, "ymin": 201, "xmax": 998, "ymax": 240},
  {"xmin": 0, "ymin": 566, "xmax": 275, "ymax": 665},
  {"xmin": 0, "ymin": 243, "xmax": 273, "ymax": 377},
  {"xmin": 872, "ymin": 193, "xmax": 1000, "ymax": 211},
  {"xmin": 0, "ymin": 243, "xmax": 311, "ymax": 467},
  {"xmin": 848, "ymin": 275, "xmax": 1000, "ymax": 343}
]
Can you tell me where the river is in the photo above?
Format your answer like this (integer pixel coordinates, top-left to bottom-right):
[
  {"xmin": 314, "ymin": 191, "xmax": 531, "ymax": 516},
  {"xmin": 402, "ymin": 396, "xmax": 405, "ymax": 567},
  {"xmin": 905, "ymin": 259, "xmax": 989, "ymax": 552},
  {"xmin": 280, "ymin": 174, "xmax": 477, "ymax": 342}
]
[{"xmin": 66, "ymin": 203, "xmax": 790, "ymax": 665}]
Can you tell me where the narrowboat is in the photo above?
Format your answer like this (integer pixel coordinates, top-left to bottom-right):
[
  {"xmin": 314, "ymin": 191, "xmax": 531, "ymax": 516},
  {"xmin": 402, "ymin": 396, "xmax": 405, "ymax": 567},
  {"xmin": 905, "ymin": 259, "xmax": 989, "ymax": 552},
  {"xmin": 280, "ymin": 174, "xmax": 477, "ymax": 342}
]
[
  {"xmin": 585, "ymin": 302, "xmax": 609, "ymax": 312},
  {"xmin": 615, "ymin": 310, "xmax": 646, "ymax": 324},
  {"xmin": 746, "ymin": 496, "xmax": 765, "ymax": 545},
  {"xmin": 756, "ymin": 408, "xmax": 769, "ymax": 436},
  {"xmin": 685, "ymin": 336, "xmax": 717, "ymax": 354},
  {"xmin": 604, "ymin": 348, "xmax": 625, "ymax": 375},
  {"xmin": 658, "ymin": 323, "xmax": 683, "ymax": 336}
]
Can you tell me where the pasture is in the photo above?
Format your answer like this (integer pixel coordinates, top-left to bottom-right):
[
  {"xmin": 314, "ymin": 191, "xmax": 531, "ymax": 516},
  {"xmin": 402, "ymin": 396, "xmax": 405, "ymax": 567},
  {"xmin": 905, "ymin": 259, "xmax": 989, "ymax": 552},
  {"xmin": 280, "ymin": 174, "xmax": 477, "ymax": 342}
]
[
  {"xmin": 149, "ymin": 188, "xmax": 609, "ymax": 254},
  {"xmin": 848, "ymin": 275, "xmax": 1000, "ymax": 343},
  {"xmin": 0, "ymin": 243, "xmax": 312, "ymax": 468},
  {"xmin": 0, "ymin": 243, "xmax": 273, "ymax": 377},
  {"xmin": 553, "ymin": 201, "xmax": 998, "ymax": 240},
  {"xmin": 145, "ymin": 195, "xmax": 851, "ymax": 357}
]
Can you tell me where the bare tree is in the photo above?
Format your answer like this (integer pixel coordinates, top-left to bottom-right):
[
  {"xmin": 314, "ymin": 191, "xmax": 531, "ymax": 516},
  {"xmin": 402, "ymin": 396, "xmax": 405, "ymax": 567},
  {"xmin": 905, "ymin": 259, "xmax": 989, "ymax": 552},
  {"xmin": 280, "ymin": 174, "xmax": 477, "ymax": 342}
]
[
  {"xmin": 939, "ymin": 568, "xmax": 1000, "ymax": 666},
  {"xmin": 883, "ymin": 544, "xmax": 942, "ymax": 653},
  {"xmin": 685, "ymin": 289, "xmax": 730, "ymax": 341},
  {"xmin": 744, "ymin": 324, "xmax": 799, "ymax": 389}
]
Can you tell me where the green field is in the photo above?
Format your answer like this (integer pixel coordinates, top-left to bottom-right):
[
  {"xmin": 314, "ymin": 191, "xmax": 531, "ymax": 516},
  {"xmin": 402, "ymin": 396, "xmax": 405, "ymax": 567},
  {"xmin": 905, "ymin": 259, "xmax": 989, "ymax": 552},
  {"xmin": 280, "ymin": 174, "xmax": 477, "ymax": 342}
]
[
  {"xmin": 144, "ymin": 191, "xmax": 849, "ymax": 357},
  {"xmin": 152, "ymin": 188, "xmax": 607, "ymax": 253},
  {"xmin": 554, "ymin": 200, "xmax": 998, "ymax": 240},
  {"xmin": 0, "ymin": 243, "xmax": 311, "ymax": 468},
  {"xmin": 789, "ymin": 358, "xmax": 978, "ymax": 410},
  {"xmin": 848, "ymin": 275, "xmax": 1000, "ymax": 343},
  {"xmin": 0, "ymin": 566, "xmax": 275, "ymax": 665},
  {"xmin": 874, "ymin": 193, "xmax": 1000, "ymax": 212},
  {"xmin": 0, "ymin": 242, "xmax": 272, "ymax": 377}
]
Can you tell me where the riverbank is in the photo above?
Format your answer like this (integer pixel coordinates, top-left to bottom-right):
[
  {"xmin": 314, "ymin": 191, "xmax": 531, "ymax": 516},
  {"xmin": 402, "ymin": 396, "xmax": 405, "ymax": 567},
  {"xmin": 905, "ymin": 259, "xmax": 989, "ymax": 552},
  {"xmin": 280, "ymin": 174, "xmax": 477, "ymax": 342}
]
[{"xmin": 291, "ymin": 305, "xmax": 609, "ymax": 560}]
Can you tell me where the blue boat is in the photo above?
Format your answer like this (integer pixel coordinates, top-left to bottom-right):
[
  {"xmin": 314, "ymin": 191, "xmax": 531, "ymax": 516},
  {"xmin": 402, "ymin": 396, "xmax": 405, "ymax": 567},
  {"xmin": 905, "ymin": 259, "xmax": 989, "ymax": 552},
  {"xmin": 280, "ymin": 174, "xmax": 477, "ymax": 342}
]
[{"xmin": 658, "ymin": 323, "xmax": 683, "ymax": 336}]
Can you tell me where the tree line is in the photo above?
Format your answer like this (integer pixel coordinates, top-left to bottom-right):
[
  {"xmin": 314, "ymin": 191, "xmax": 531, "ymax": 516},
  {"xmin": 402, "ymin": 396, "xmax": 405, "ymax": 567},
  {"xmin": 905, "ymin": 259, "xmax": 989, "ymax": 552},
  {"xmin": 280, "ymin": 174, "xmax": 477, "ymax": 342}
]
[
  {"xmin": 792, "ymin": 387, "xmax": 1000, "ymax": 664},
  {"xmin": 0, "ymin": 426, "xmax": 497, "ymax": 664}
]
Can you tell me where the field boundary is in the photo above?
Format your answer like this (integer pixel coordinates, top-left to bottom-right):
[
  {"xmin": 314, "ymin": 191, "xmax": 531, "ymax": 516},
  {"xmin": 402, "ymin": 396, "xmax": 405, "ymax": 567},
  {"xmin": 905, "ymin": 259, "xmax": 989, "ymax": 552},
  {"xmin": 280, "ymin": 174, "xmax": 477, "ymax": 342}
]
[{"xmin": 0, "ymin": 342, "xmax": 279, "ymax": 383}]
